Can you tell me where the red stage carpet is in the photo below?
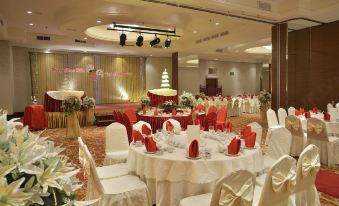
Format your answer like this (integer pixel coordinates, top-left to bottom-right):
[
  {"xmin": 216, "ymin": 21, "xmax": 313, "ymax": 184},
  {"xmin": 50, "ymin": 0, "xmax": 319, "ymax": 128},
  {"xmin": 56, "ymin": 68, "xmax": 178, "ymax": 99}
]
[{"xmin": 316, "ymin": 170, "xmax": 339, "ymax": 198}]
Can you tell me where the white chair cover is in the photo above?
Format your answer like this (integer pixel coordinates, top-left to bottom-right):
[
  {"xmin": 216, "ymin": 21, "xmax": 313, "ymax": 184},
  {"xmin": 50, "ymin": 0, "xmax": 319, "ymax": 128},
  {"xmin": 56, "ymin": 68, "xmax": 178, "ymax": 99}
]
[
  {"xmin": 267, "ymin": 109, "xmax": 279, "ymax": 128},
  {"xmin": 288, "ymin": 107, "xmax": 296, "ymax": 116},
  {"xmin": 226, "ymin": 101, "xmax": 233, "ymax": 117},
  {"xmin": 253, "ymin": 155, "xmax": 296, "ymax": 206},
  {"xmin": 327, "ymin": 108, "xmax": 338, "ymax": 122},
  {"xmin": 267, "ymin": 128, "xmax": 292, "ymax": 160},
  {"xmin": 163, "ymin": 119, "xmax": 181, "ymax": 134},
  {"xmin": 133, "ymin": 121, "xmax": 152, "ymax": 133},
  {"xmin": 83, "ymin": 146, "xmax": 152, "ymax": 206},
  {"xmin": 248, "ymin": 122, "xmax": 263, "ymax": 145},
  {"xmin": 306, "ymin": 118, "xmax": 339, "ymax": 167},
  {"xmin": 336, "ymin": 103, "xmax": 339, "ymax": 110},
  {"xmin": 327, "ymin": 103, "xmax": 334, "ymax": 112},
  {"xmin": 79, "ymin": 137, "xmax": 128, "ymax": 180},
  {"xmin": 278, "ymin": 108, "xmax": 288, "ymax": 126},
  {"xmin": 104, "ymin": 122, "xmax": 129, "ymax": 165},
  {"xmin": 285, "ymin": 115, "xmax": 306, "ymax": 157},
  {"xmin": 233, "ymin": 99, "xmax": 241, "ymax": 117},
  {"xmin": 294, "ymin": 144, "xmax": 321, "ymax": 206},
  {"xmin": 179, "ymin": 170, "xmax": 255, "ymax": 206},
  {"xmin": 244, "ymin": 99, "xmax": 251, "ymax": 113}
]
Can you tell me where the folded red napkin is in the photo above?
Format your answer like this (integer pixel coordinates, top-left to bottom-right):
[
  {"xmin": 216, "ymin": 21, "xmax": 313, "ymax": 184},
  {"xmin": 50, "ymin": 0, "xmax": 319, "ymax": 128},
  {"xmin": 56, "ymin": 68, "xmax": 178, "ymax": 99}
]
[
  {"xmin": 324, "ymin": 112, "xmax": 331, "ymax": 121},
  {"xmin": 216, "ymin": 124, "xmax": 224, "ymax": 131},
  {"xmin": 188, "ymin": 139, "xmax": 199, "ymax": 158},
  {"xmin": 228, "ymin": 137, "xmax": 241, "ymax": 155},
  {"xmin": 172, "ymin": 108, "xmax": 177, "ymax": 115},
  {"xmin": 312, "ymin": 107, "xmax": 319, "ymax": 114},
  {"xmin": 166, "ymin": 121, "xmax": 174, "ymax": 131},
  {"xmin": 245, "ymin": 132, "xmax": 256, "ymax": 148},
  {"xmin": 142, "ymin": 124, "xmax": 152, "ymax": 136},
  {"xmin": 133, "ymin": 130, "xmax": 144, "ymax": 143},
  {"xmin": 226, "ymin": 121, "xmax": 233, "ymax": 132},
  {"xmin": 194, "ymin": 118, "xmax": 200, "ymax": 125},
  {"xmin": 305, "ymin": 112, "xmax": 311, "ymax": 119},
  {"xmin": 145, "ymin": 137, "xmax": 157, "ymax": 152},
  {"xmin": 295, "ymin": 109, "xmax": 300, "ymax": 116},
  {"xmin": 240, "ymin": 126, "xmax": 252, "ymax": 138},
  {"xmin": 300, "ymin": 108, "xmax": 305, "ymax": 114}
]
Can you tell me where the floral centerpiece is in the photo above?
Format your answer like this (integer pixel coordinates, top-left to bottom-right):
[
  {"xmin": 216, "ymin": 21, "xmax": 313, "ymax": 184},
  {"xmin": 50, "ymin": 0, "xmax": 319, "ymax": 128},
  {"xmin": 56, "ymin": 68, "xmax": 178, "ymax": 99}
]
[
  {"xmin": 179, "ymin": 91, "xmax": 195, "ymax": 108},
  {"xmin": 258, "ymin": 90, "xmax": 272, "ymax": 108},
  {"xmin": 140, "ymin": 96, "xmax": 151, "ymax": 108},
  {"xmin": 62, "ymin": 97, "xmax": 82, "ymax": 115},
  {"xmin": 0, "ymin": 110, "xmax": 97, "ymax": 206},
  {"xmin": 194, "ymin": 93, "xmax": 205, "ymax": 100},
  {"xmin": 82, "ymin": 97, "xmax": 95, "ymax": 109},
  {"xmin": 161, "ymin": 100, "xmax": 178, "ymax": 113}
]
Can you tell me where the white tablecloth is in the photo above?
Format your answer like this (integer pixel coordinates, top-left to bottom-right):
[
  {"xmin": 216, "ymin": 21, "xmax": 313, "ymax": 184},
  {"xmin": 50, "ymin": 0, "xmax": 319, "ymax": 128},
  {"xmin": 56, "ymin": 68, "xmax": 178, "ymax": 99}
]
[
  {"xmin": 127, "ymin": 132, "xmax": 263, "ymax": 206},
  {"xmin": 47, "ymin": 90, "xmax": 84, "ymax": 100}
]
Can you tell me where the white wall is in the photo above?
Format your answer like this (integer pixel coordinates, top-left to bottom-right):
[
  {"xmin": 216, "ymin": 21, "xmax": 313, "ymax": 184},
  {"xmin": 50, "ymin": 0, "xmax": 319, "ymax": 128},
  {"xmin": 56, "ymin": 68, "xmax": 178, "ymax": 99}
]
[
  {"xmin": 145, "ymin": 57, "xmax": 172, "ymax": 91},
  {"xmin": 0, "ymin": 40, "xmax": 14, "ymax": 114},
  {"xmin": 12, "ymin": 46, "xmax": 31, "ymax": 112},
  {"xmin": 178, "ymin": 59, "xmax": 260, "ymax": 96}
]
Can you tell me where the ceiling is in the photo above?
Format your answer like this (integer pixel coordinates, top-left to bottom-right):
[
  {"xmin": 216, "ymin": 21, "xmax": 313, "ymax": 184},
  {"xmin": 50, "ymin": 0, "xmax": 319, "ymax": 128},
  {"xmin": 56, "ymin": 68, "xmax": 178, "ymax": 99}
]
[{"xmin": 0, "ymin": 0, "xmax": 338, "ymax": 63}]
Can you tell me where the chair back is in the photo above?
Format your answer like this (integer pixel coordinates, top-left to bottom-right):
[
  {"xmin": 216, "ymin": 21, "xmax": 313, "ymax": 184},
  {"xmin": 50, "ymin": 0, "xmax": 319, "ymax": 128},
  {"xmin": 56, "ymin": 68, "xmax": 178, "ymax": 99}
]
[
  {"xmin": 244, "ymin": 99, "xmax": 251, "ymax": 113},
  {"xmin": 116, "ymin": 111, "xmax": 123, "ymax": 123},
  {"xmin": 258, "ymin": 155, "xmax": 296, "ymax": 206},
  {"xmin": 267, "ymin": 127, "xmax": 292, "ymax": 159},
  {"xmin": 307, "ymin": 118, "xmax": 328, "ymax": 142},
  {"xmin": 278, "ymin": 108, "xmax": 287, "ymax": 126},
  {"xmin": 216, "ymin": 107, "xmax": 227, "ymax": 123},
  {"xmin": 113, "ymin": 110, "xmax": 117, "ymax": 121},
  {"xmin": 133, "ymin": 121, "xmax": 152, "ymax": 133},
  {"xmin": 162, "ymin": 119, "xmax": 181, "ymax": 133},
  {"xmin": 78, "ymin": 137, "xmax": 85, "ymax": 166},
  {"xmin": 105, "ymin": 122, "xmax": 130, "ymax": 153},
  {"xmin": 209, "ymin": 170, "xmax": 255, "ymax": 206},
  {"xmin": 196, "ymin": 104, "xmax": 206, "ymax": 112},
  {"xmin": 83, "ymin": 145, "xmax": 104, "ymax": 194},
  {"xmin": 125, "ymin": 107, "xmax": 137, "ymax": 123},
  {"xmin": 203, "ymin": 112, "xmax": 217, "ymax": 131},
  {"xmin": 336, "ymin": 103, "xmax": 339, "ymax": 110},
  {"xmin": 208, "ymin": 105, "xmax": 217, "ymax": 114},
  {"xmin": 328, "ymin": 108, "xmax": 338, "ymax": 121},
  {"xmin": 267, "ymin": 109, "xmax": 279, "ymax": 128},
  {"xmin": 288, "ymin": 107, "xmax": 296, "ymax": 116},
  {"xmin": 233, "ymin": 99, "xmax": 239, "ymax": 109},
  {"xmin": 285, "ymin": 115, "xmax": 304, "ymax": 137},
  {"xmin": 122, "ymin": 113, "xmax": 133, "ymax": 143},
  {"xmin": 295, "ymin": 144, "xmax": 320, "ymax": 192},
  {"xmin": 248, "ymin": 122, "xmax": 262, "ymax": 144}
]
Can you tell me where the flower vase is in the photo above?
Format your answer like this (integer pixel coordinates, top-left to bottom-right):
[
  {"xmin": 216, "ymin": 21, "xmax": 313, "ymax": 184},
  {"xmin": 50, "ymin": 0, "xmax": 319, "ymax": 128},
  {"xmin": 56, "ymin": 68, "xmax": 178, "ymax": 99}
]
[
  {"xmin": 66, "ymin": 111, "xmax": 80, "ymax": 139},
  {"xmin": 260, "ymin": 103, "xmax": 270, "ymax": 126}
]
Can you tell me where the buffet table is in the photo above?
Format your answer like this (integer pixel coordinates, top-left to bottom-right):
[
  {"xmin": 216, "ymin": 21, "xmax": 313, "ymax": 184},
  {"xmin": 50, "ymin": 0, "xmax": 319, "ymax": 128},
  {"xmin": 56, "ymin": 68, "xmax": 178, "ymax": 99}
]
[
  {"xmin": 147, "ymin": 89, "xmax": 178, "ymax": 107},
  {"xmin": 127, "ymin": 131, "xmax": 263, "ymax": 206}
]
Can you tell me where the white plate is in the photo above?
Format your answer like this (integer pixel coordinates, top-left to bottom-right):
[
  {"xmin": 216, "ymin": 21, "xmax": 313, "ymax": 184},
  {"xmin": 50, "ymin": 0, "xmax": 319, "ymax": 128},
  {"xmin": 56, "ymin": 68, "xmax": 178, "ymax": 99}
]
[
  {"xmin": 244, "ymin": 146, "xmax": 256, "ymax": 150},
  {"xmin": 144, "ymin": 150, "xmax": 157, "ymax": 154},
  {"xmin": 185, "ymin": 155, "xmax": 202, "ymax": 160},
  {"xmin": 224, "ymin": 152, "xmax": 240, "ymax": 157}
]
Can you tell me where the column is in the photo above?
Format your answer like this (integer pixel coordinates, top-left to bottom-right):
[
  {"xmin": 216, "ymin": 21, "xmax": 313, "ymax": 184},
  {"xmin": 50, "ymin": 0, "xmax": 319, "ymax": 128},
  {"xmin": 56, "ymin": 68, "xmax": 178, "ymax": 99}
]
[{"xmin": 172, "ymin": 52, "xmax": 178, "ymax": 90}]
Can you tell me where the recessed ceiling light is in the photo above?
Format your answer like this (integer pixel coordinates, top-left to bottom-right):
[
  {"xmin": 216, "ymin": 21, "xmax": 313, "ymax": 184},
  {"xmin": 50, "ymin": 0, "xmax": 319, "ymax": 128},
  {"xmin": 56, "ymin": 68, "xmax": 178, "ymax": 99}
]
[
  {"xmin": 27, "ymin": 11, "xmax": 33, "ymax": 14},
  {"xmin": 96, "ymin": 20, "xmax": 101, "ymax": 23},
  {"xmin": 83, "ymin": 37, "xmax": 87, "ymax": 40},
  {"xmin": 193, "ymin": 30, "xmax": 197, "ymax": 34},
  {"xmin": 215, "ymin": 22, "xmax": 220, "ymax": 26},
  {"xmin": 44, "ymin": 49, "xmax": 51, "ymax": 53},
  {"xmin": 150, "ymin": 54, "xmax": 153, "ymax": 56},
  {"xmin": 214, "ymin": 58, "xmax": 219, "ymax": 60},
  {"xmin": 29, "ymin": 23, "xmax": 34, "ymax": 26}
]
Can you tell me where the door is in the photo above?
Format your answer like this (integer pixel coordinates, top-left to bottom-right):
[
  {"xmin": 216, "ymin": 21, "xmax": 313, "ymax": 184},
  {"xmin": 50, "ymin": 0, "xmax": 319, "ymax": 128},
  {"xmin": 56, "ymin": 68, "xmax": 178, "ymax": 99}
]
[{"xmin": 206, "ymin": 78, "xmax": 218, "ymax": 96}]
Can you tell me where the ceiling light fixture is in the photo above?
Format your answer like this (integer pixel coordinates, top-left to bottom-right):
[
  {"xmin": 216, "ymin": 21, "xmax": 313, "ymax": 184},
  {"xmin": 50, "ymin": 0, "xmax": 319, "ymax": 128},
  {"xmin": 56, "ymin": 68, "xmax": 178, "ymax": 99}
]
[
  {"xmin": 96, "ymin": 20, "xmax": 101, "ymax": 23},
  {"xmin": 193, "ymin": 30, "xmax": 197, "ymax": 34},
  {"xmin": 29, "ymin": 23, "xmax": 34, "ymax": 26},
  {"xmin": 119, "ymin": 33, "xmax": 127, "ymax": 46},
  {"xmin": 27, "ymin": 11, "xmax": 33, "ymax": 14},
  {"xmin": 136, "ymin": 34, "xmax": 144, "ymax": 47},
  {"xmin": 83, "ymin": 37, "xmax": 87, "ymax": 40},
  {"xmin": 149, "ymin": 35, "xmax": 160, "ymax": 47},
  {"xmin": 164, "ymin": 36, "xmax": 171, "ymax": 48},
  {"xmin": 215, "ymin": 22, "xmax": 220, "ymax": 26}
]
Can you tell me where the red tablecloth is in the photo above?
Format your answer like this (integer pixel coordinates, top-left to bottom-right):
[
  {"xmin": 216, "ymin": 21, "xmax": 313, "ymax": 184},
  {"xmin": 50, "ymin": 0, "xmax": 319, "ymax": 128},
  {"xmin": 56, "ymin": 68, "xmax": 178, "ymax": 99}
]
[
  {"xmin": 23, "ymin": 105, "xmax": 46, "ymax": 130},
  {"xmin": 137, "ymin": 114, "xmax": 192, "ymax": 133},
  {"xmin": 147, "ymin": 92, "xmax": 178, "ymax": 107},
  {"xmin": 44, "ymin": 93, "xmax": 63, "ymax": 112}
]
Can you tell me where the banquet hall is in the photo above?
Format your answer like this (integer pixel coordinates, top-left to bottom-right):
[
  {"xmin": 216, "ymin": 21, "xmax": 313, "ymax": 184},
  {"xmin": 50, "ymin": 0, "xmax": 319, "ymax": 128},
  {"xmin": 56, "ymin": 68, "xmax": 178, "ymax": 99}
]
[{"xmin": 0, "ymin": 0, "xmax": 339, "ymax": 205}]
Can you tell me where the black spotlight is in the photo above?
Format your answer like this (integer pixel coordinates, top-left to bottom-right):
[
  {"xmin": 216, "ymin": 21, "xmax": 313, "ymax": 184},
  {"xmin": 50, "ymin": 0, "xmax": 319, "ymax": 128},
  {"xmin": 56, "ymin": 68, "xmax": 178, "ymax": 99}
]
[
  {"xmin": 149, "ymin": 36, "xmax": 160, "ymax": 47},
  {"xmin": 164, "ymin": 37, "xmax": 171, "ymax": 48},
  {"xmin": 136, "ymin": 35, "xmax": 144, "ymax": 47},
  {"xmin": 120, "ymin": 33, "xmax": 127, "ymax": 46}
]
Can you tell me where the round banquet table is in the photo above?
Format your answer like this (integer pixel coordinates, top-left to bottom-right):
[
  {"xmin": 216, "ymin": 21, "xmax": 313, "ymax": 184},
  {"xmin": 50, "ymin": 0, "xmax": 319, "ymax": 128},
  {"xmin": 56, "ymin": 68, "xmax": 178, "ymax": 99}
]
[
  {"xmin": 127, "ymin": 132, "xmax": 264, "ymax": 206},
  {"xmin": 137, "ymin": 113, "xmax": 193, "ymax": 133},
  {"xmin": 298, "ymin": 113, "xmax": 339, "ymax": 136}
]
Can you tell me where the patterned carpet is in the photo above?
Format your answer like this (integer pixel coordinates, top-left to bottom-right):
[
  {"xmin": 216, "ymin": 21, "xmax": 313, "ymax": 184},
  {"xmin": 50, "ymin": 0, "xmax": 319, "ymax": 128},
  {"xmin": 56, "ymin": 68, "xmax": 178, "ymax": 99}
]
[{"xmin": 40, "ymin": 113, "xmax": 339, "ymax": 205}]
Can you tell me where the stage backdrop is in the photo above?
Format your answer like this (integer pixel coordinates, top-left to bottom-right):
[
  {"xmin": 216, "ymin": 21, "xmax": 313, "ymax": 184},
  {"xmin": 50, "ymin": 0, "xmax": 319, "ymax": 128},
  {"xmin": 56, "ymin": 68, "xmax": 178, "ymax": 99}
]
[{"xmin": 30, "ymin": 52, "xmax": 145, "ymax": 105}]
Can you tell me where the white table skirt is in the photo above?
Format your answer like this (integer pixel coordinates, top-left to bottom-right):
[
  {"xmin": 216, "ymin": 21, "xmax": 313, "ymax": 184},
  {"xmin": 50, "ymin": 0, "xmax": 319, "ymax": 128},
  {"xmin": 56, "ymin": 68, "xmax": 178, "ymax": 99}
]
[{"xmin": 127, "ymin": 135, "xmax": 263, "ymax": 206}]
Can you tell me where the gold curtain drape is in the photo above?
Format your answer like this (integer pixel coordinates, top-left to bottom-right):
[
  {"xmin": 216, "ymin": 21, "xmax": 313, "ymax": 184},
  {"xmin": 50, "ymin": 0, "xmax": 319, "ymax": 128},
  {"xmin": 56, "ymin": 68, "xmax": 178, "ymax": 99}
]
[{"xmin": 30, "ymin": 52, "xmax": 144, "ymax": 105}]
